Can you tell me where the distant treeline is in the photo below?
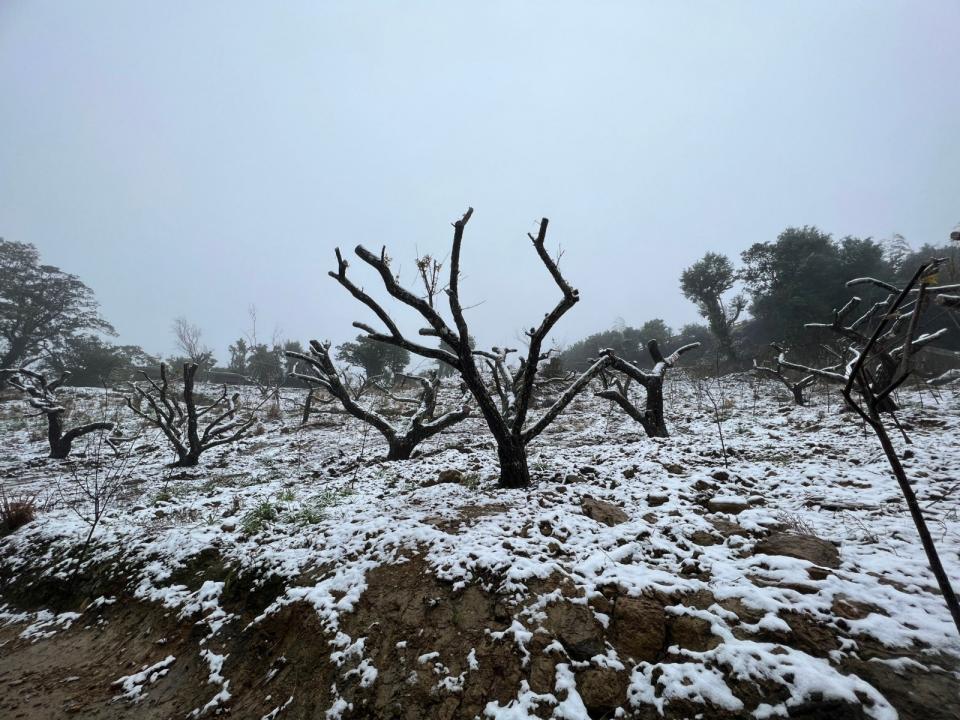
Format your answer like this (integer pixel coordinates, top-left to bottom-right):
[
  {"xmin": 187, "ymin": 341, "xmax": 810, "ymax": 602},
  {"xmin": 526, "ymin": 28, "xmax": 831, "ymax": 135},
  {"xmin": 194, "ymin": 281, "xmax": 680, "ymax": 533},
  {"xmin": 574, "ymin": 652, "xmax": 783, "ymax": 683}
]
[
  {"xmin": 3, "ymin": 226, "xmax": 959, "ymax": 389},
  {"xmin": 559, "ymin": 226, "xmax": 960, "ymax": 373}
]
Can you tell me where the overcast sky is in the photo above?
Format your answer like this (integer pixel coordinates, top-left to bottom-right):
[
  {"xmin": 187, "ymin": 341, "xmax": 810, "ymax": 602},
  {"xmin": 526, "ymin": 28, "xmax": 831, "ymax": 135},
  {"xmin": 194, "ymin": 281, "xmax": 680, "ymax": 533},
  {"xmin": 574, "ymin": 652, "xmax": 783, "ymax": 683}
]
[{"xmin": 1, "ymin": 1, "xmax": 958, "ymax": 365}]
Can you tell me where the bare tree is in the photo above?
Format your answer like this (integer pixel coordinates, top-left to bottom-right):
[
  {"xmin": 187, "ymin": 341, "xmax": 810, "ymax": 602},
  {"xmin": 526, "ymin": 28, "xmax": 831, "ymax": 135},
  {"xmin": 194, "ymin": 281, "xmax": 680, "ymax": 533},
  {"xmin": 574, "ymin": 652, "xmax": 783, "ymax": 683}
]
[
  {"xmin": 752, "ymin": 343, "xmax": 815, "ymax": 405},
  {"xmin": 171, "ymin": 316, "xmax": 214, "ymax": 369},
  {"xmin": 596, "ymin": 340, "xmax": 699, "ymax": 437},
  {"xmin": 844, "ymin": 264, "xmax": 959, "ymax": 634},
  {"xmin": 59, "ymin": 426, "xmax": 147, "ymax": 581},
  {"xmin": 779, "ymin": 270, "xmax": 949, "ymax": 415},
  {"xmin": 326, "ymin": 208, "xmax": 610, "ymax": 487},
  {"xmin": 780, "ymin": 260, "xmax": 960, "ymax": 635},
  {"xmin": 288, "ymin": 340, "xmax": 470, "ymax": 460},
  {"xmin": 126, "ymin": 362, "xmax": 255, "ymax": 467},
  {"xmin": 0, "ymin": 368, "xmax": 114, "ymax": 458}
]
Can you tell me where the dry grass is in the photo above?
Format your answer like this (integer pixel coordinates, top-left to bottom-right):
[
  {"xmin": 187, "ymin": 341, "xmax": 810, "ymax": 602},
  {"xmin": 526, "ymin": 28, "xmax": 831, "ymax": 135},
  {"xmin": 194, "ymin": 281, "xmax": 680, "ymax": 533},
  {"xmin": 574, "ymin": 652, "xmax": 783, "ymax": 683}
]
[{"xmin": 0, "ymin": 486, "xmax": 38, "ymax": 535}]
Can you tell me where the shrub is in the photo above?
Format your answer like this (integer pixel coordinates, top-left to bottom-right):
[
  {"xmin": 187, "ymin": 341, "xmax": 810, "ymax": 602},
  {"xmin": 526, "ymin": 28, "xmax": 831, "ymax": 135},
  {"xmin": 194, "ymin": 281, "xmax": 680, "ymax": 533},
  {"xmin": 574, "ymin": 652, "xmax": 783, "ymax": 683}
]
[
  {"xmin": 241, "ymin": 501, "xmax": 279, "ymax": 535},
  {"xmin": 0, "ymin": 488, "xmax": 37, "ymax": 535},
  {"xmin": 265, "ymin": 402, "xmax": 282, "ymax": 421}
]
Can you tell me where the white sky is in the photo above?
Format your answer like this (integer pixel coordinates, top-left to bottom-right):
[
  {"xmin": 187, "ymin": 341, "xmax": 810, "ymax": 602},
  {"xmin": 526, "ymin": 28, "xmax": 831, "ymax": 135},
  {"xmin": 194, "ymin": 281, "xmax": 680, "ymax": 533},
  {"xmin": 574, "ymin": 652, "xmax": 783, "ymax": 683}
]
[{"xmin": 1, "ymin": 1, "xmax": 958, "ymax": 364}]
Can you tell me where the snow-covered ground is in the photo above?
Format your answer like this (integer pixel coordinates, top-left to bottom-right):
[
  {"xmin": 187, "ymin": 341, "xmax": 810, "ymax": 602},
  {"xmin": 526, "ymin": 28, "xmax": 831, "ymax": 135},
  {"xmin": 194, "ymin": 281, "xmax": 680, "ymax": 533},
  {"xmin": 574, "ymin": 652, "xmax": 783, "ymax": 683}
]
[{"xmin": 1, "ymin": 375, "xmax": 958, "ymax": 718}]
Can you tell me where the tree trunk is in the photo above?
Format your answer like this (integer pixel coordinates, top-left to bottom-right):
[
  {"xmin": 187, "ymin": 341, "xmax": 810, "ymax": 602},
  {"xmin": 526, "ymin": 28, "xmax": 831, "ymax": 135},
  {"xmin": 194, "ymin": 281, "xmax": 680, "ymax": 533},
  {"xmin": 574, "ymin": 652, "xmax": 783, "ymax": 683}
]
[
  {"xmin": 301, "ymin": 389, "xmax": 314, "ymax": 425},
  {"xmin": 872, "ymin": 417, "xmax": 960, "ymax": 634},
  {"xmin": 47, "ymin": 411, "xmax": 68, "ymax": 458},
  {"xmin": 497, "ymin": 439, "xmax": 531, "ymax": 488},
  {"xmin": 791, "ymin": 385, "xmax": 806, "ymax": 406},
  {"xmin": 386, "ymin": 436, "xmax": 417, "ymax": 461},
  {"xmin": 644, "ymin": 381, "xmax": 669, "ymax": 438},
  {"xmin": 173, "ymin": 452, "xmax": 201, "ymax": 467}
]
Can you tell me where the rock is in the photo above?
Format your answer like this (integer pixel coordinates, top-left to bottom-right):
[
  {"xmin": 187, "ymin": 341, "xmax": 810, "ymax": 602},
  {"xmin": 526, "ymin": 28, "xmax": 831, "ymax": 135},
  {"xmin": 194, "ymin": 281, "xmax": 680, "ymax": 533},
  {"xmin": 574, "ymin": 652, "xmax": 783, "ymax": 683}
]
[
  {"xmin": 710, "ymin": 518, "xmax": 749, "ymax": 537},
  {"xmin": 748, "ymin": 494, "xmax": 766, "ymax": 506},
  {"xmin": 807, "ymin": 566, "xmax": 830, "ymax": 581},
  {"xmin": 424, "ymin": 469, "xmax": 464, "ymax": 486},
  {"xmin": 528, "ymin": 655, "xmax": 557, "ymax": 694},
  {"xmin": 707, "ymin": 496, "xmax": 750, "ymax": 514},
  {"xmin": 663, "ymin": 463, "xmax": 685, "ymax": 475},
  {"xmin": 646, "ymin": 493, "xmax": 669, "ymax": 507},
  {"xmin": 545, "ymin": 602, "xmax": 605, "ymax": 661},
  {"xmin": 579, "ymin": 465, "xmax": 599, "ymax": 476},
  {"xmin": 693, "ymin": 478, "xmax": 717, "ymax": 492},
  {"xmin": 611, "ymin": 595, "xmax": 665, "ymax": 662},
  {"xmin": 576, "ymin": 666, "xmax": 628, "ymax": 712},
  {"xmin": 754, "ymin": 532, "xmax": 840, "ymax": 569},
  {"xmin": 622, "ymin": 467, "xmax": 638, "ymax": 479},
  {"xmin": 220, "ymin": 520, "xmax": 237, "ymax": 532},
  {"xmin": 689, "ymin": 530, "xmax": 720, "ymax": 546},
  {"xmin": 831, "ymin": 595, "xmax": 881, "ymax": 620},
  {"xmin": 711, "ymin": 470, "xmax": 730, "ymax": 482},
  {"xmin": 581, "ymin": 497, "xmax": 629, "ymax": 526},
  {"xmin": 563, "ymin": 473, "xmax": 584, "ymax": 484},
  {"xmin": 670, "ymin": 614, "xmax": 720, "ymax": 652}
]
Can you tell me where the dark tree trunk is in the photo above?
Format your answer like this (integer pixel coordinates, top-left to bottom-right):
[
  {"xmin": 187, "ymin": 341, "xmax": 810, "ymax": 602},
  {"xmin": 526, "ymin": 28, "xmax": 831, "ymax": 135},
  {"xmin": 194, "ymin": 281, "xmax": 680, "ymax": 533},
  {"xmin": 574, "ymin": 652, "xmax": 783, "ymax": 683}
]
[
  {"xmin": 644, "ymin": 382, "xmax": 668, "ymax": 438},
  {"xmin": 791, "ymin": 385, "xmax": 806, "ymax": 406},
  {"xmin": 867, "ymin": 408, "xmax": 960, "ymax": 633},
  {"xmin": 497, "ymin": 439, "xmax": 531, "ymax": 489},
  {"xmin": 47, "ymin": 411, "xmax": 67, "ymax": 458},
  {"xmin": 386, "ymin": 436, "xmax": 417, "ymax": 461},
  {"xmin": 45, "ymin": 414, "xmax": 113, "ymax": 459},
  {"xmin": 301, "ymin": 389, "xmax": 314, "ymax": 425},
  {"xmin": 173, "ymin": 452, "xmax": 201, "ymax": 467},
  {"xmin": 597, "ymin": 380, "xmax": 667, "ymax": 438}
]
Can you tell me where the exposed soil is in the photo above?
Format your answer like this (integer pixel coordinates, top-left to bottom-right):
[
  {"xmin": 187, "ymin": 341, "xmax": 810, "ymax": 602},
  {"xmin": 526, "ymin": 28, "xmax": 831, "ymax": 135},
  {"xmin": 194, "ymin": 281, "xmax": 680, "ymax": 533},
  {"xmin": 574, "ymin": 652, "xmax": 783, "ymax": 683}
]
[{"xmin": 1, "ymin": 552, "xmax": 957, "ymax": 720}]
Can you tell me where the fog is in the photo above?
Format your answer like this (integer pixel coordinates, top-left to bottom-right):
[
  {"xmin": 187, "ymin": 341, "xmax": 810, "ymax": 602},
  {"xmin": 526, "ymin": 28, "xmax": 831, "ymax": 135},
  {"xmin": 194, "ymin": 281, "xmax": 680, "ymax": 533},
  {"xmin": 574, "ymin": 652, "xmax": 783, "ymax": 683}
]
[{"xmin": 1, "ymin": 0, "xmax": 958, "ymax": 364}]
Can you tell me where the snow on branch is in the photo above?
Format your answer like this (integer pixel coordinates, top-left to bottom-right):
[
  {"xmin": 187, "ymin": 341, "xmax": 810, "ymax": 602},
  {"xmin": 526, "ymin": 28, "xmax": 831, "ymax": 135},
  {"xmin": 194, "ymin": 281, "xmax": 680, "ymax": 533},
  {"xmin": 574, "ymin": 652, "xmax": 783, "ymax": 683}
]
[
  {"xmin": 752, "ymin": 343, "xmax": 816, "ymax": 405},
  {"xmin": 2, "ymin": 367, "xmax": 114, "ymax": 458},
  {"xmin": 126, "ymin": 363, "xmax": 254, "ymax": 467},
  {"xmin": 324, "ymin": 207, "xmax": 610, "ymax": 488},
  {"xmin": 287, "ymin": 341, "xmax": 469, "ymax": 461},
  {"xmin": 595, "ymin": 339, "xmax": 699, "ymax": 438}
]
